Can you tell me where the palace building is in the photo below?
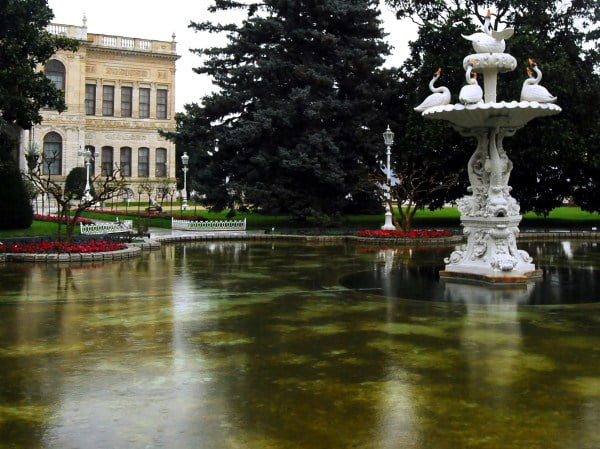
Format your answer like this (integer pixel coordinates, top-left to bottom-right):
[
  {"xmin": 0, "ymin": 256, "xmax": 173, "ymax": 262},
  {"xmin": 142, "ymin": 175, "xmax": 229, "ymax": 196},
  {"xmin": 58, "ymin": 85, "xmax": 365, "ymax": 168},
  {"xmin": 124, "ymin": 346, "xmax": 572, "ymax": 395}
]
[{"xmin": 19, "ymin": 17, "xmax": 179, "ymax": 198}]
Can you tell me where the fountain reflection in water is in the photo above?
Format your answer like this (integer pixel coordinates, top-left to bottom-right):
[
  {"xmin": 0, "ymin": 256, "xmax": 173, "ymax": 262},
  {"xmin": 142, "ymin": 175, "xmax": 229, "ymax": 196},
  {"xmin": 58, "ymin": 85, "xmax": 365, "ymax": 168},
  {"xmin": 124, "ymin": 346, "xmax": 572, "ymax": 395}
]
[{"xmin": 342, "ymin": 242, "xmax": 600, "ymax": 305}]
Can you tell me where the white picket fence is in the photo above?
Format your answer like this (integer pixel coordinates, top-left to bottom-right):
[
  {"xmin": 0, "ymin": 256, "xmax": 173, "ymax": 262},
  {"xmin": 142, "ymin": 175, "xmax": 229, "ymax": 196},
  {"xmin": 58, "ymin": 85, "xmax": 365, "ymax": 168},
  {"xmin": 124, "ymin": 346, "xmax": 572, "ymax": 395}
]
[
  {"xmin": 171, "ymin": 218, "xmax": 246, "ymax": 232},
  {"xmin": 80, "ymin": 219, "xmax": 133, "ymax": 235}
]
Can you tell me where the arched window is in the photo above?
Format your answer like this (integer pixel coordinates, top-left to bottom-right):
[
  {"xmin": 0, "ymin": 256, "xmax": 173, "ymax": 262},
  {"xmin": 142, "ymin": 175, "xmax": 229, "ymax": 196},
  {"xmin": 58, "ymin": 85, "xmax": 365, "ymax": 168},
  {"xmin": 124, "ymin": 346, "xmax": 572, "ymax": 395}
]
[
  {"xmin": 155, "ymin": 148, "xmax": 167, "ymax": 177},
  {"xmin": 43, "ymin": 132, "xmax": 62, "ymax": 175},
  {"xmin": 138, "ymin": 147, "xmax": 149, "ymax": 177},
  {"xmin": 101, "ymin": 146, "xmax": 114, "ymax": 176},
  {"xmin": 120, "ymin": 147, "xmax": 132, "ymax": 177},
  {"xmin": 45, "ymin": 60, "xmax": 65, "ymax": 91}
]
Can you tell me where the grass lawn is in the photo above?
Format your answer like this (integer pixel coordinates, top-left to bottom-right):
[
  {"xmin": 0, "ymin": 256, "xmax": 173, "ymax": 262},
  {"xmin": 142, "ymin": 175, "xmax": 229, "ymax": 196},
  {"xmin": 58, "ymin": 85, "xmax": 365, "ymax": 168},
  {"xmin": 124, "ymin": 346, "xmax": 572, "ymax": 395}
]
[
  {"xmin": 2, "ymin": 207, "xmax": 597, "ymax": 239},
  {"xmin": 0, "ymin": 221, "xmax": 72, "ymax": 239},
  {"xmin": 80, "ymin": 206, "xmax": 599, "ymax": 232}
]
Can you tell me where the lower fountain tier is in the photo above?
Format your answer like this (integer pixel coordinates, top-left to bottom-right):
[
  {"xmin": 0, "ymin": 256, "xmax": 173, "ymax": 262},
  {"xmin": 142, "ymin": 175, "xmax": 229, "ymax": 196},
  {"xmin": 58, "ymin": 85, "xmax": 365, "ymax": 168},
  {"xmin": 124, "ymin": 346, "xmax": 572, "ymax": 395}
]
[
  {"xmin": 423, "ymin": 101, "xmax": 561, "ymax": 129},
  {"xmin": 440, "ymin": 216, "xmax": 542, "ymax": 284}
]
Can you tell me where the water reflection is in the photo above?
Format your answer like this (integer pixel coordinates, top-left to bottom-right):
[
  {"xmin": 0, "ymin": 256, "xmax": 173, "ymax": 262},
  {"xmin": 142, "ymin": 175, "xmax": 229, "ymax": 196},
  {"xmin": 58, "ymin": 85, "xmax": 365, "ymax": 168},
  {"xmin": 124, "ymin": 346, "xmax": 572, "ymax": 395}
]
[
  {"xmin": 0, "ymin": 241, "xmax": 598, "ymax": 448},
  {"xmin": 342, "ymin": 241, "xmax": 600, "ymax": 305}
]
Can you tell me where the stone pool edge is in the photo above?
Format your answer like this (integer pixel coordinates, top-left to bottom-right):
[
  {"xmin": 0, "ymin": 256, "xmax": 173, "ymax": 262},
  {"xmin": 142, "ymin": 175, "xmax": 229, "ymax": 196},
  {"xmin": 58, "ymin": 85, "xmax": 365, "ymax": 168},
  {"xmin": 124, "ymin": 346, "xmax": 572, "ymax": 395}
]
[{"xmin": 1, "ymin": 231, "xmax": 598, "ymax": 264}]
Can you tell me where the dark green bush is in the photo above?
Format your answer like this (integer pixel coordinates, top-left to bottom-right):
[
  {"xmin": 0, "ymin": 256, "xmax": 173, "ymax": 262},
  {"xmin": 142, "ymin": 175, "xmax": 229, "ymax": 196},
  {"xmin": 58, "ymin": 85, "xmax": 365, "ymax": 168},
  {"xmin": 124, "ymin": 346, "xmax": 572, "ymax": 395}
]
[
  {"xmin": 0, "ymin": 159, "xmax": 33, "ymax": 229},
  {"xmin": 65, "ymin": 167, "xmax": 89, "ymax": 199}
]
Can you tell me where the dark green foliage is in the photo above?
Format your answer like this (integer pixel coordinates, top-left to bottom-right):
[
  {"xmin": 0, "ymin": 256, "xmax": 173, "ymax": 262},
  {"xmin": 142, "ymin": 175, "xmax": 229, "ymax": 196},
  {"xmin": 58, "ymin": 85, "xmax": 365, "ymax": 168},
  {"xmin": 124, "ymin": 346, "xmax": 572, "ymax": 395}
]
[
  {"xmin": 386, "ymin": 0, "xmax": 600, "ymax": 214},
  {"xmin": 65, "ymin": 167, "xmax": 90, "ymax": 199},
  {"xmin": 0, "ymin": 156, "xmax": 33, "ymax": 230},
  {"xmin": 0, "ymin": 0, "xmax": 78, "ymax": 130},
  {"xmin": 170, "ymin": 0, "xmax": 394, "ymax": 220}
]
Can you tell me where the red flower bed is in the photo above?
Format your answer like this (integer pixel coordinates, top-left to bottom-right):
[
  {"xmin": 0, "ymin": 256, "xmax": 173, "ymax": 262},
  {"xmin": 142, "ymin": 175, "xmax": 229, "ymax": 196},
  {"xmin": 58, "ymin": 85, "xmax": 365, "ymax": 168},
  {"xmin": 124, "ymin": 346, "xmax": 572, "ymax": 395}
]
[
  {"xmin": 33, "ymin": 214, "xmax": 93, "ymax": 225},
  {"xmin": 356, "ymin": 229, "xmax": 451, "ymax": 239},
  {"xmin": 0, "ymin": 240, "xmax": 127, "ymax": 254}
]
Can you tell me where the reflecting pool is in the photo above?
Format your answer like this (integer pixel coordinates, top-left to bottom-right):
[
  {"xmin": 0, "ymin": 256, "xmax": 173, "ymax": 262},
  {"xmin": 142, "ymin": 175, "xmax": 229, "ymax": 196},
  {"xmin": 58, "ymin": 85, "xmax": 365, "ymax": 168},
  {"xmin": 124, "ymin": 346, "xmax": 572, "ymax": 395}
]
[{"xmin": 0, "ymin": 240, "xmax": 599, "ymax": 448}]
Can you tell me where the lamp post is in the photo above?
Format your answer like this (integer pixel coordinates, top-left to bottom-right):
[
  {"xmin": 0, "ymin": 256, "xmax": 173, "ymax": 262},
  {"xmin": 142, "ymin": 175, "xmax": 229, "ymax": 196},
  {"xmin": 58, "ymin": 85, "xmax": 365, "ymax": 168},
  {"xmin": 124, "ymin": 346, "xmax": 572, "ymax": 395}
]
[
  {"xmin": 181, "ymin": 152, "xmax": 189, "ymax": 210},
  {"xmin": 381, "ymin": 125, "xmax": 395, "ymax": 230},
  {"xmin": 78, "ymin": 147, "xmax": 94, "ymax": 202}
]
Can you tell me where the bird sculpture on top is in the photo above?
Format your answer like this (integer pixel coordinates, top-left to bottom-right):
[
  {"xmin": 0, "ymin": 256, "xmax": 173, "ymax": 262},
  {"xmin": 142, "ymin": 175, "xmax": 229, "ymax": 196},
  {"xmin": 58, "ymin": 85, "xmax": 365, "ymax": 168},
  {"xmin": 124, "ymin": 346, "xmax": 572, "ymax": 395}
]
[
  {"xmin": 462, "ymin": 9, "xmax": 514, "ymax": 54},
  {"xmin": 520, "ymin": 58, "xmax": 557, "ymax": 103},
  {"xmin": 414, "ymin": 68, "xmax": 451, "ymax": 112},
  {"xmin": 459, "ymin": 60, "xmax": 484, "ymax": 105}
]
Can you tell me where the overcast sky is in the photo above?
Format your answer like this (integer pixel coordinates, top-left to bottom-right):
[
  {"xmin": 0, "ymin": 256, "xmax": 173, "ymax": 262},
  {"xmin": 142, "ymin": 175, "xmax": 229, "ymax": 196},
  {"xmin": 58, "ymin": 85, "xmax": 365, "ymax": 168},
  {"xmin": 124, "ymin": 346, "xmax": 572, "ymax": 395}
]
[{"xmin": 47, "ymin": 0, "xmax": 417, "ymax": 112}]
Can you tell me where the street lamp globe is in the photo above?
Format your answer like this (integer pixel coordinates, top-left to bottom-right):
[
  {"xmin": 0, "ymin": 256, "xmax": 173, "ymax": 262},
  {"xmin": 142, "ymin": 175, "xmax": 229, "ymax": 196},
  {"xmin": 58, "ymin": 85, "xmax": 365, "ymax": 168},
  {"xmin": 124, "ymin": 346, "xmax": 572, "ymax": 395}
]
[{"xmin": 383, "ymin": 125, "xmax": 394, "ymax": 147}]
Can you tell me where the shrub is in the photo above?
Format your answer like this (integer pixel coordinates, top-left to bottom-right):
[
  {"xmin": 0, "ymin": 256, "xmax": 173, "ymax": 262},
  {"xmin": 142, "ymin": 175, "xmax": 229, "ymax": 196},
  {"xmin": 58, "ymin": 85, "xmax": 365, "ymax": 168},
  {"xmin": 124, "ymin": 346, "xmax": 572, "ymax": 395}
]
[
  {"xmin": 65, "ymin": 167, "xmax": 92, "ymax": 199},
  {"xmin": 0, "ymin": 159, "xmax": 33, "ymax": 230}
]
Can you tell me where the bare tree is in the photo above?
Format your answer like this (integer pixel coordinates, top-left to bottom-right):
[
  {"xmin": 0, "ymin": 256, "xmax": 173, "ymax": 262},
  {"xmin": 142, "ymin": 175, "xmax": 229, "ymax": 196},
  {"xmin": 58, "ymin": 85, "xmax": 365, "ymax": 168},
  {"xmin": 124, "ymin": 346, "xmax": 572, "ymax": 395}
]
[
  {"xmin": 24, "ymin": 145, "xmax": 128, "ymax": 243},
  {"xmin": 370, "ymin": 160, "xmax": 461, "ymax": 231}
]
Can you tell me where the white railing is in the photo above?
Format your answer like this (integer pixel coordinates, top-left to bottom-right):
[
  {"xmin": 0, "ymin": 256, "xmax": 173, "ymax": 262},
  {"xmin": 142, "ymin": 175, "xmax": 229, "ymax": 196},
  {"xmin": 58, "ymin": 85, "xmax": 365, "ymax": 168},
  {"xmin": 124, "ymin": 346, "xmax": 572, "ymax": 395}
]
[
  {"xmin": 139, "ymin": 40, "xmax": 152, "ymax": 50},
  {"xmin": 80, "ymin": 220, "xmax": 133, "ymax": 235},
  {"xmin": 121, "ymin": 38, "xmax": 135, "ymax": 48},
  {"xmin": 171, "ymin": 218, "xmax": 247, "ymax": 232},
  {"xmin": 47, "ymin": 24, "xmax": 67, "ymax": 35},
  {"xmin": 102, "ymin": 36, "xmax": 118, "ymax": 47}
]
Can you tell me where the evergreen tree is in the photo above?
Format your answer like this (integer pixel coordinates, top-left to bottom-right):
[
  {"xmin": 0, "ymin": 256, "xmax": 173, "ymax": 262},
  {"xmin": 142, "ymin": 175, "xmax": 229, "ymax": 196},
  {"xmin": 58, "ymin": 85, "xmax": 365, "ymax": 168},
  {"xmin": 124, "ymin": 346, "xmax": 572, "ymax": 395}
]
[
  {"xmin": 172, "ymin": 0, "xmax": 394, "ymax": 221},
  {"xmin": 386, "ymin": 0, "xmax": 600, "ymax": 214},
  {"xmin": 65, "ymin": 167, "xmax": 92, "ymax": 199},
  {"xmin": 0, "ymin": 0, "xmax": 78, "ymax": 130}
]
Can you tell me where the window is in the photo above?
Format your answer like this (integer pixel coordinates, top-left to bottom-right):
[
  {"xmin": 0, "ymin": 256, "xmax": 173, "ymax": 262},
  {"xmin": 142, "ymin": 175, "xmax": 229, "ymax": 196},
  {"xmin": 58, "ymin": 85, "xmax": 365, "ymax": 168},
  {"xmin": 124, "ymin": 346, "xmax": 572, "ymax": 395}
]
[
  {"xmin": 102, "ymin": 85, "xmax": 114, "ymax": 116},
  {"xmin": 43, "ymin": 132, "xmax": 62, "ymax": 175},
  {"xmin": 139, "ymin": 88, "xmax": 150, "ymax": 118},
  {"xmin": 138, "ymin": 147, "xmax": 149, "ymax": 177},
  {"xmin": 121, "ymin": 86, "xmax": 132, "ymax": 117},
  {"xmin": 85, "ymin": 84, "xmax": 96, "ymax": 115},
  {"xmin": 85, "ymin": 145, "xmax": 96, "ymax": 176},
  {"xmin": 120, "ymin": 147, "xmax": 132, "ymax": 177},
  {"xmin": 101, "ymin": 146, "xmax": 114, "ymax": 176},
  {"xmin": 45, "ymin": 60, "xmax": 65, "ymax": 90},
  {"xmin": 156, "ymin": 89, "xmax": 168, "ymax": 119},
  {"xmin": 155, "ymin": 148, "xmax": 167, "ymax": 177}
]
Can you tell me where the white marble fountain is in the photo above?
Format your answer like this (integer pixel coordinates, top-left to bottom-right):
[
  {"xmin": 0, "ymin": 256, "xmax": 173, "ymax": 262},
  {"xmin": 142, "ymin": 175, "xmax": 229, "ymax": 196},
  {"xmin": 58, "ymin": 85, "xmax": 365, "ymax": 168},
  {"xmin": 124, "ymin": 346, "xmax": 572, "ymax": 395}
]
[{"xmin": 415, "ymin": 10, "xmax": 561, "ymax": 283}]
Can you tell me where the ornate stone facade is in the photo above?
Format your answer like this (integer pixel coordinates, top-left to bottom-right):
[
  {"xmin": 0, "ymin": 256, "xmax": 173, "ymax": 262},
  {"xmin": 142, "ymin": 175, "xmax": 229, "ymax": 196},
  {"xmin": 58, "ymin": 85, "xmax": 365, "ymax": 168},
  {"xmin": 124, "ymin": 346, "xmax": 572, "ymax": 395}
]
[{"xmin": 20, "ymin": 20, "xmax": 179, "ymax": 196}]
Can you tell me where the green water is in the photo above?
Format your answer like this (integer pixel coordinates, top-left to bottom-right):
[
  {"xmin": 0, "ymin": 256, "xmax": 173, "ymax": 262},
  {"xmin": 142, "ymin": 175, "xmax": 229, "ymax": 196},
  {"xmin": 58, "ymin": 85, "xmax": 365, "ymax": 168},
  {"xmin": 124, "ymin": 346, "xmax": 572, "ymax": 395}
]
[{"xmin": 0, "ymin": 241, "xmax": 598, "ymax": 449}]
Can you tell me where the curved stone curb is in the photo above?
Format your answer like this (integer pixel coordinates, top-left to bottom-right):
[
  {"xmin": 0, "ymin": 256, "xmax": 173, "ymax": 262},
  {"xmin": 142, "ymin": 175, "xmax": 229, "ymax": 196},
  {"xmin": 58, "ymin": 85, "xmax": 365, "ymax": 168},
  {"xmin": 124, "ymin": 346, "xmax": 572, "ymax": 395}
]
[
  {"xmin": 1, "ymin": 245, "xmax": 142, "ymax": 264},
  {"xmin": 517, "ymin": 231, "xmax": 600, "ymax": 241},
  {"xmin": 150, "ymin": 232, "xmax": 463, "ymax": 246},
  {"xmin": 147, "ymin": 231, "xmax": 600, "ymax": 247}
]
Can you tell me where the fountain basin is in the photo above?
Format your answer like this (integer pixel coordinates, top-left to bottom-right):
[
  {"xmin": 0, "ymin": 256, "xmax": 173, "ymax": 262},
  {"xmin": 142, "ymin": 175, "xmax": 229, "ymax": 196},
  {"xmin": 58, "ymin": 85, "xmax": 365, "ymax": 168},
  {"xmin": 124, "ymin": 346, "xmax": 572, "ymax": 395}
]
[{"xmin": 423, "ymin": 101, "xmax": 562, "ymax": 128}]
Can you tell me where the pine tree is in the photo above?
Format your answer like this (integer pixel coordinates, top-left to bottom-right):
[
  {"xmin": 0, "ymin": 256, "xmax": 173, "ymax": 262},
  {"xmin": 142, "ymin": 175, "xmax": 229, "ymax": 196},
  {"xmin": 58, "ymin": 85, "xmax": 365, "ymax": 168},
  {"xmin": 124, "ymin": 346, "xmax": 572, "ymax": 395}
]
[{"xmin": 173, "ymin": 0, "xmax": 394, "ymax": 221}]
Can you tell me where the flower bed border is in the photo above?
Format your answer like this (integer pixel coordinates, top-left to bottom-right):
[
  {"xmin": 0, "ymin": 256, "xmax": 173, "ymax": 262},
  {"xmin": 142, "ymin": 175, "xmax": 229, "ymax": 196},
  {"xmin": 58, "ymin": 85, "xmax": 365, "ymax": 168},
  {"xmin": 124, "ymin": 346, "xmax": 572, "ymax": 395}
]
[{"xmin": 1, "ymin": 245, "xmax": 142, "ymax": 264}]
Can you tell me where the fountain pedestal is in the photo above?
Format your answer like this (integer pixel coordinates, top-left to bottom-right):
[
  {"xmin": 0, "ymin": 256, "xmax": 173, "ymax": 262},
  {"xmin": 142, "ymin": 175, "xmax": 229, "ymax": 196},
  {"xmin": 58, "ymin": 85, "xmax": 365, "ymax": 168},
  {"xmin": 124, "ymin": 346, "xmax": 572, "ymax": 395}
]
[
  {"xmin": 423, "ymin": 103, "xmax": 560, "ymax": 283},
  {"xmin": 415, "ymin": 18, "xmax": 561, "ymax": 284}
]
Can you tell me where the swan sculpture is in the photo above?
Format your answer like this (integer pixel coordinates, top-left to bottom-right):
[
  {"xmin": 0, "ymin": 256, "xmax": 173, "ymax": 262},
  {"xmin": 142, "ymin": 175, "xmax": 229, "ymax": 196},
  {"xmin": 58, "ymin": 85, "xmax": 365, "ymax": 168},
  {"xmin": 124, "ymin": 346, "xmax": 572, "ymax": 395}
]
[
  {"xmin": 414, "ymin": 68, "xmax": 451, "ymax": 112},
  {"xmin": 462, "ymin": 9, "xmax": 514, "ymax": 54},
  {"xmin": 520, "ymin": 59, "xmax": 557, "ymax": 103},
  {"xmin": 459, "ymin": 61, "xmax": 484, "ymax": 104}
]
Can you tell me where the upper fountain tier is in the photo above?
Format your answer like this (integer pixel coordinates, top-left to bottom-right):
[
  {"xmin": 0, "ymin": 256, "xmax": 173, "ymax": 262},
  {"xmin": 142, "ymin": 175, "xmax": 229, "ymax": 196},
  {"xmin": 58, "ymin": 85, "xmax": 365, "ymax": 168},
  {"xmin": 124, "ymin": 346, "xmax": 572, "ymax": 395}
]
[
  {"xmin": 421, "ymin": 11, "xmax": 561, "ymax": 128},
  {"xmin": 462, "ymin": 53, "xmax": 516, "ymax": 74}
]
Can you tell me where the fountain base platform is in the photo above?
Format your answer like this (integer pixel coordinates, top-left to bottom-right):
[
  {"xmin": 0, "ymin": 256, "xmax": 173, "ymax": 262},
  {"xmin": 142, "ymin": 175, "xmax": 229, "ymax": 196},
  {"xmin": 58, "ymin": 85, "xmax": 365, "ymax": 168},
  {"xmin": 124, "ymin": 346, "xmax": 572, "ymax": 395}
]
[
  {"xmin": 439, "ymin": 268, "xmax": 543, "ymax": 285},
  {"xmin": 441, "ymin": 215, "xmax": 543, "ymax": 285}
]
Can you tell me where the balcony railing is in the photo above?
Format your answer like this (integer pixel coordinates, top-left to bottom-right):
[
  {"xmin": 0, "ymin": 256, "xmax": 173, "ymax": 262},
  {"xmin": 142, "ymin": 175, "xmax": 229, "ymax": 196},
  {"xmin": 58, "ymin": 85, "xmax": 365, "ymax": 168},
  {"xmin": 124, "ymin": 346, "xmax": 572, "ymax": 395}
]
[{"xmin": 46, "ymin": 23, "xmax": 176, "ymax": 54}]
